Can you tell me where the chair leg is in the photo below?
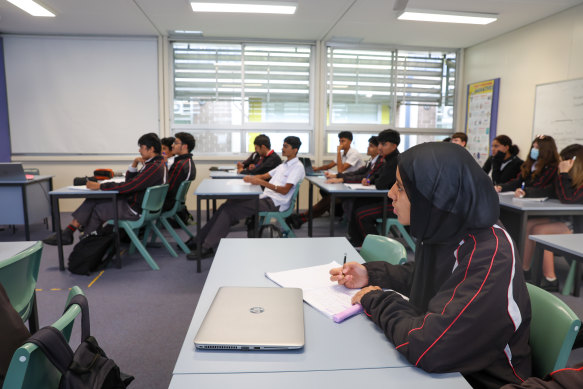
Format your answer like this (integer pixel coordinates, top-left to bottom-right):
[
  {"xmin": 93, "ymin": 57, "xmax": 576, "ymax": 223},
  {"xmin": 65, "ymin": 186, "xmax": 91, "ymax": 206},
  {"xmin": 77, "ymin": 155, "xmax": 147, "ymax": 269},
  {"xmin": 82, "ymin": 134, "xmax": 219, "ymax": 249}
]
[
  {"xmin": 174, "ymin": 216, "xmax": 194, "ymax": 239},
  {"xmin": 562, "ymin": 260, "xmax": 577, "ymax": 296},
  {"xmin": 160, "ymin": 217, "xmax": 190, "ymax": 254},
  {"xmin": 396, "ymin": 225, "xmax": 416, "ymax": 252},
  {"xmin": 124, "ymin": 227, "xmax": 160, "ymax": 270},
  {"xmin": 150, "ymin": 222, "xmax": 178, "ymax": 257},
  {"xmin": 276, "ymin": 216, "xmax": 295, "ymax": 238}
]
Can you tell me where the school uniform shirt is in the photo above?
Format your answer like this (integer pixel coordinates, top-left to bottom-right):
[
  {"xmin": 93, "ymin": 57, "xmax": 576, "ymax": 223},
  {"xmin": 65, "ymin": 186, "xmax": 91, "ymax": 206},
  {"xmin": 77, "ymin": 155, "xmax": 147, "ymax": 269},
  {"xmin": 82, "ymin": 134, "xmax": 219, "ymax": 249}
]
[
  {"xmin": 341, "ymin": 147, "xmax": 365, "ymax": 173},
  {"xmin": 359, "ymin": 142, "xmax": 531, "ymax": 389},
  {"xmin": 337, "ymin": 155, "xmax": 382, "ymax": 183},
  {"xmin": 500, "ymin": 163, "xmax": 558, "ymax": 198},
  {"xmin": 164, "ymin": 153, "xmax": 196, "ymax": 210},
  {"xmin": 555, "ymin": 172, "xmax": 583, "ymax": 204},
  {"xmin": 369, "ymin": 148, "xmax": 399, "ymax": 189},
  {"xmin": 100, "ymin": 155, "xmax": 167, "ymax": 214},
  {"xmin": 240, "ymin": 150, "xmax": 282, "ymax": 175},
  {"xmin": 482, "ymin": 153, "xmax": 523, "ymax": 185},
  {"xmin": 261, "ymin": 157, "xmax": 305, "ymax": 211}
]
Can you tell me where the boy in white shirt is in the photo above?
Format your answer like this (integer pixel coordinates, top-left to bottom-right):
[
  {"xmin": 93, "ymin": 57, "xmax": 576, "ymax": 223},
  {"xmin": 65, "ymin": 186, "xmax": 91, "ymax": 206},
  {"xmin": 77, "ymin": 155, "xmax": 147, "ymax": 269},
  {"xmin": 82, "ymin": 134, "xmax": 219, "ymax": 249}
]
[{"xmin": 313, "ymin": 131, "xmax": 364, "ymax": 174}]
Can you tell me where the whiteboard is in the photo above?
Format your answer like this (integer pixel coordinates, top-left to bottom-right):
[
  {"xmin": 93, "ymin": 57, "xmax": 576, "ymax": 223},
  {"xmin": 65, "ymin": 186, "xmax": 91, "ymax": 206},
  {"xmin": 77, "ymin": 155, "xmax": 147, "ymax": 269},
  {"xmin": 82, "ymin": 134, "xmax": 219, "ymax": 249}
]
[
  {"xmin": 4, "ymin": 36, "xmax": 159, "ymax": 155},
  {"xmin": 532, "ymin": 78, "xmax": 583, "ymax": 152}
]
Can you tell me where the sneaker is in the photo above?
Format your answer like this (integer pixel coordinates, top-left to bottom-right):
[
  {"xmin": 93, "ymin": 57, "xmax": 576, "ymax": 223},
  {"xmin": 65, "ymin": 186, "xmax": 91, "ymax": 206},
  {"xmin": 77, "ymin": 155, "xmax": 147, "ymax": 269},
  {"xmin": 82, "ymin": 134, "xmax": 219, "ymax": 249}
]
[
  {"xmin": 540, "ymin": 278, "xmax": 559, "ymax": 293},
  {"xmin": 185, "ymin": 237, "xmax": 197, "ymax": 251},
  {"xmin": 186, "ymin": 247, "xmax": 213, "ymax": 260},
  {"xmin": 43, "ymin": 228, "xmax": 74, "ymax": 246},
  {"xmin": 285, "ymin": 214, "xmax": 304, "ymax": 229}
]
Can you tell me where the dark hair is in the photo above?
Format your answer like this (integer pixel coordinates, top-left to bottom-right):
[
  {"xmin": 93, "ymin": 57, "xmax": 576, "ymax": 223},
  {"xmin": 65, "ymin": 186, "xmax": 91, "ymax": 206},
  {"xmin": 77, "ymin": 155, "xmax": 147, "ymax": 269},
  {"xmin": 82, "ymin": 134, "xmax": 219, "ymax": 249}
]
[
  {"xmin": 521, "ymin": 135, "xmax": 559, "ymax": 179},
  {"xmin": 174, "ymin": 132, "xmax": 196, "ymax": 153},
  {"xmin": 253, "ymin": 134, "xmax": 271, "ymax": 149},
  {"xmin": 368, "ymin": 136, "xmax": 379, "ymax": 146},
  {"xmin": 452, "ymin": 132, "xmax": 468, "ymax": 143},
  {"xmin": 442, "ymin": 137, "xmax": 451, "ymax": 142},
  {"xmin": 559, "ymin": 144, "xmax": 583, "ymax": 160},
  {"xmin": 494, "ymin": 134, "xmax": 519, "ymax": 156},
  {"xmin": 378, "ymin": 129, "xmax": 401, "ymax": 146},
  {"xmin": 284, "ymin": 136, "xmax": 302, "ymax": 150},
  {"xmin": 161, "ymin": 137, "xmax": 175, "ymax": 150},
  {"xmin": 138, "ymin": 133, "xmax": 161, "ymax": 154},
  {"xmin": 338, "ymin": 131, "xmax": 353, "ymax": 141}
]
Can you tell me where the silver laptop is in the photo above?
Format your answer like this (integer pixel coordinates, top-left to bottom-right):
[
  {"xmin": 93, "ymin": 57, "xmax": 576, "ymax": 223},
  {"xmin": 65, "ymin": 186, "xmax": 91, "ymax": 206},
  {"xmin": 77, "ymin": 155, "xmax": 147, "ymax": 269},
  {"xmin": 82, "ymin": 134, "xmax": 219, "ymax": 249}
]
[
  {"xmin": 194, "ymin": 286, "xmax": 305, "ymax": 351},
  {"xmin": 0, "ymin": 163, "xmax": 27, "ymax": 182}
]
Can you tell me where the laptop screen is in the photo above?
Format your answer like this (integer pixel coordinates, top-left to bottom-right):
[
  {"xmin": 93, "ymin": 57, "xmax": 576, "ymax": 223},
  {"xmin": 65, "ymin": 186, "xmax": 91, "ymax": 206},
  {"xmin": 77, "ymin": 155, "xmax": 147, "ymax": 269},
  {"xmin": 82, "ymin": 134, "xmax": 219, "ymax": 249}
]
[{"xmin": 0, "ymin": 163, "xmax": 27, "ymax": 182}]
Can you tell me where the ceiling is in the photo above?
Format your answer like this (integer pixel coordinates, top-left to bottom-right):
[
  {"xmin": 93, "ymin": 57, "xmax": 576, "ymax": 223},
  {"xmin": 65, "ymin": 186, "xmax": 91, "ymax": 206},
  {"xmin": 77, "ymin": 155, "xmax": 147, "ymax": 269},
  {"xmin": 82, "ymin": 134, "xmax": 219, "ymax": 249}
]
[{"xmin": 0, "ymin": 0, "xmax": 582, "ymax": 48}]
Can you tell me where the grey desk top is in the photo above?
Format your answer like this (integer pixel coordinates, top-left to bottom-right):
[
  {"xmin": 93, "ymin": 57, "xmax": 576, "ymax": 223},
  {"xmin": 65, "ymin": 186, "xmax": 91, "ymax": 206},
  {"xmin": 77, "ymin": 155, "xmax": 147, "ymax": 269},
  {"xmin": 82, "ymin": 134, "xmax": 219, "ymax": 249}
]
[
  {"xmin": 193, "ymin": 178, "xmax": 262, "ymax": 196},
  {"xmin": 0, "ymin": 241, "xmax": 37, "ymax": 262},
  {"xmin": 210, "ymin": 171, "xmax": 246, "ymax": 179},
  {"xmin": 0, "ymin": 175, "xmax": 53, "ymax": 185},
  {"xmin": 306, "ymin": 176, "xmax": 388, "ymax": 195},
  {"xmin": 173, "ymin": 237, "xmax": 410, "ymax": 375},
  {"xmin": 498, "ymin": 193, "xmax": 583, "ymax": 211},
  {"xmin": 529, "ymin": 234, "xmax": 583, "ymax": 257},
  {"xmin": 49, "ymin": 186, "xmax": 119, "ymax": 195},
  {"xmin": 169, "ymin": 367, "xmax": 470, "ymax": 389}
]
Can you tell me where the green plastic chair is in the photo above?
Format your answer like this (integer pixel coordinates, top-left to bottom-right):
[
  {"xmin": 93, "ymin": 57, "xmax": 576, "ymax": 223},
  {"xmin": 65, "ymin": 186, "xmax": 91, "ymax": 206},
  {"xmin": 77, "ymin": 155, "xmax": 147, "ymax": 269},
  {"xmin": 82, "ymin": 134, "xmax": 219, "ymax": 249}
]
[
  {"xmin": 259, "ymin": 180, "xmax": 302, "ymax": 238},
  {"xmin": 3, "ymin": 286, "xmax": 85, "ymax": 389},
  {"xmin": 154, "ymin": 180, "xmax": 195, "ymax": 254},
  {"xmin": 359, "ymin": 234, "xmax": 407, "ymax": 265},
  {"xmin": 0, "ymin": 241, "xmax": 43, "ymax": 333},
  {"xmin": 107, "ymin": 184, "xmax": 176, "ymax": 270},
  {"xmin": 526, "ymin": 282, "xmax": 581, "ymax": 377},
  {"xmin": 376, "ymin": 218, "xmax": 416, "ymax": 252}
]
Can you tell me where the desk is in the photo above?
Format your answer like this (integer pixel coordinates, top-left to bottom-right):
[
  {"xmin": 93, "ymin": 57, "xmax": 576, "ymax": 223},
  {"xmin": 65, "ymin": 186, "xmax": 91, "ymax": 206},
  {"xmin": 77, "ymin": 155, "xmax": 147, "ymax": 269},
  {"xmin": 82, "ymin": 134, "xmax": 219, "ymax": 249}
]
[
  {"xmin": 171, "ymin": 238, "xmax": 469, "ymax": 387},
  {"xmin": 498, "ymin": 194, "xmax": 583, "ymax": 256},
  {"xmin": 306, "ymin": 176, "xmax": 389, "ymax": 237},
  {"xmin": 193, "ymin": 179, "xmax": 262, "ymax": 273},
  {"xmin": 529, "ymin": 234, "xmax": 583, "ymax": 296},
  {"xmin": 209, "ymin": 171, "xmax": 245, "ymax": 179},
  {"xmin": 0, "ymin": 176, "xmax": 53, "ymax": 240},
  {"xmin": 49, "ymin": 187, "xmax": 120, "ymax": 271}
]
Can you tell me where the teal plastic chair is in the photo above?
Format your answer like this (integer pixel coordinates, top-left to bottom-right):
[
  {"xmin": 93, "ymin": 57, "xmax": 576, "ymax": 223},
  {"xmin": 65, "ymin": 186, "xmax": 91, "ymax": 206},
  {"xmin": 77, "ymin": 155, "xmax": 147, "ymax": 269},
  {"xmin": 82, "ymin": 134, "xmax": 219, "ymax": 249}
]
[
  {"xmin": 376, "ymin": 218, "xmax": 416, "ymax": 252},
  {"xmin": 0, "ymin": 241, "xmax": 43, "ymax": 332},
  {"xmin": 107, "ymin": 184, "xmax": 176, "ymax": 270},
  {"xmin": 259, "ymin": 180, "xmax": 302, "ymax": 238},
  {"xmin": 359, "ymin": 234, "xmax": 407, "ymax": 265},
  {"xmin": 154, "ymin": 180, "xmax": 195, "ymax": 254},
  {"xmin": 526, "ymin": 283, "xmax": 581, "ymax": 377},
  {"xmin": 3, "ymin": 286, "xmax": 84, "ymax": 389}
]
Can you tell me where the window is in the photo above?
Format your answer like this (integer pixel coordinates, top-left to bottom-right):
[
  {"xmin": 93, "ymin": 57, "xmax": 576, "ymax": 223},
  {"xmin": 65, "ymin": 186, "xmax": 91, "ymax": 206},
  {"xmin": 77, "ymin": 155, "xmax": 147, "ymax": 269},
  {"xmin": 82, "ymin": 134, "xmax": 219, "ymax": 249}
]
[{"xmin": 172, "ymin": 42, "xmax": 313, "ymax": 154}]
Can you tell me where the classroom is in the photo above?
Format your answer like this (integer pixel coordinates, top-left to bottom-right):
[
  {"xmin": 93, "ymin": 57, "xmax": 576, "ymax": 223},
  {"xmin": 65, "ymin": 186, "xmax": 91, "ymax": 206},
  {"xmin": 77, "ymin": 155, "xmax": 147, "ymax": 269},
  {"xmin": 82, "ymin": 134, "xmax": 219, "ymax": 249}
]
[{"xmin": 1, "ymin": 1, "xmax": 583, "ymax": 388}]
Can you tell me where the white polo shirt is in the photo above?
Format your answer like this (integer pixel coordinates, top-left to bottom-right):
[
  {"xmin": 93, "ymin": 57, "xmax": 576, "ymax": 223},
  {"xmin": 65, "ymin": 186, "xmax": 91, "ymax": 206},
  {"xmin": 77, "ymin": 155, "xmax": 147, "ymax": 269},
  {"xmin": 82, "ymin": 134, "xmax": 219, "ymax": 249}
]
[
  {"xmin": 261, "ymin": 157, "xmax": 305, "ymax": 211},
  {"xmin": 342, "ymin": 147, "xmax": 364, "ymax": 173}
]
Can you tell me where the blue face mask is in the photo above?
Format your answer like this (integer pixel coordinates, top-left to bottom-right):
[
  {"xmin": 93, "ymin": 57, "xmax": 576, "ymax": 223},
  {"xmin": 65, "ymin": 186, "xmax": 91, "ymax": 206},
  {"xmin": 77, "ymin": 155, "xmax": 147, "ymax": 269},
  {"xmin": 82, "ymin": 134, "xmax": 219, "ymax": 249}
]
[{"xmin": 530, "ymin": 148, "xmax": 539, "ymax": 160}]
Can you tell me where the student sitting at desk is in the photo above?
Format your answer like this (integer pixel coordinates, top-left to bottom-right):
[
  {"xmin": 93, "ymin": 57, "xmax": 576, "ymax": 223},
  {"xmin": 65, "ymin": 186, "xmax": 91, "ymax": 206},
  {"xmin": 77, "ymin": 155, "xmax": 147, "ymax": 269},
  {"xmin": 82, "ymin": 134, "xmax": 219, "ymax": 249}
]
[
  {"xmin": 43, "ymin": 133, "xmax": 167, "ymax": 246},
  {"xmin": 331, "ymin": 142, "xmax": 531, "ymax": 389},
  {"xmin": 482, "ymin": 135, "xmax": 523, "ymax": 185},
  {"xmin": 161, "ymin": 136, "xmax": 176, "ymax": 168},
  {"xmin": 163, "ymin": 132, "xmax": 196, "ymax": 212},
  {"xmin": 187, "ymin": 136, "xmax": 305, "ymax": 260},
  {"xmin": 236, "ymin": 134, "xmax": 282, "ymax": 175},
  {"xmin": 312, "ymin": 131, "xmax": 364, "ymax": 174}
]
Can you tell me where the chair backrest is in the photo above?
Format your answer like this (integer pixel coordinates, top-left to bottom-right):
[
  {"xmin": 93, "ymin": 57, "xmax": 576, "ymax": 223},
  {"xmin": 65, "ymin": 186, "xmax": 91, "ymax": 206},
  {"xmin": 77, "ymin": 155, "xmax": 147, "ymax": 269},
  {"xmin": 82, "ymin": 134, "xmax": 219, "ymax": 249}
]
[
  {"xmin": 526, "ymin": 283, "xmax": 581, "ymax": 377},
  {"xmin": 140, "ymin": 184, "xmax": 169, "ymax": 221},
  {"xmin": 168, "ymin": 180, "xmax": 193, "ymax": 214},
  {"xmin": 278, "ymin": 180, "xmax": 302, "ymax": 217},
  {"xmin": 359, "ymin": 235, "xmax": 407, "ymax": 265},
  {"xmin": 0, "ymin": 241, "xmax": 43, "ymax": 323},
  {"xmin": 3, "ymin": 286, "xmax": 85, "ymax": 389}
]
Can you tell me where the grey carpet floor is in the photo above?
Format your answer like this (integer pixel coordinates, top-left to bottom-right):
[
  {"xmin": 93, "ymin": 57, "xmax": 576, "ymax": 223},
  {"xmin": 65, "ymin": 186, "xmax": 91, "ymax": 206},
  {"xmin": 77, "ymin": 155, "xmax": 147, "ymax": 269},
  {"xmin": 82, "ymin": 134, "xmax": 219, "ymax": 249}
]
[{"xmin": 2, "ymin": 214, "xmax": 583, "ymax": 388}]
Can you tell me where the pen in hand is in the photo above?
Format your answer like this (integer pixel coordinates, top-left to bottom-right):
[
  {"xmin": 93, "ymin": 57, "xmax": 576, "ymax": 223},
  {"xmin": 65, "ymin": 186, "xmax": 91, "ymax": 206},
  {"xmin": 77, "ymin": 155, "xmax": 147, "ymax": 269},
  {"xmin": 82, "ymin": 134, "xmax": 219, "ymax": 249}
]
[{"xmin": 342, "ymin": 252, "xmax": 347, "ymax": 276}]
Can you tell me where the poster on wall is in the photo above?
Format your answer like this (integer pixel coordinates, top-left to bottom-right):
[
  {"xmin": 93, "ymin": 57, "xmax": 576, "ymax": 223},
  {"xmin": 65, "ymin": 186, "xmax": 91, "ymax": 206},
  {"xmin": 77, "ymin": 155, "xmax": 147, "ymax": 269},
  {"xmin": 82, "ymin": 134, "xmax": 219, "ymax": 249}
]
[{"xmin": 465, "ymin": 78, "xmax": 500, "ymax": 164}]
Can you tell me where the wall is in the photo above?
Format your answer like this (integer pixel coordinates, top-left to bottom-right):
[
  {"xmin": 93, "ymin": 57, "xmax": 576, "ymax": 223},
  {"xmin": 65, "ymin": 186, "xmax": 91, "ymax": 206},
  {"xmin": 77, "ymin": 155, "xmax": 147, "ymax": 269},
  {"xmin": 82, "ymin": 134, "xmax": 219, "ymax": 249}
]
[{"xmin": 459, "ymin": 4, "xmax": 583, "ymax": 159}]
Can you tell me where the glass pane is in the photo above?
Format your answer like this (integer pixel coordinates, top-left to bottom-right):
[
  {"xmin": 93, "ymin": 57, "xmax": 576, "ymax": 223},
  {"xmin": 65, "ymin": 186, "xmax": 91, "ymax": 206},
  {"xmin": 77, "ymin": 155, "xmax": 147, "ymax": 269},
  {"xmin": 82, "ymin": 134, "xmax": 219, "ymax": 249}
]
[
  {"xmin": 244, "ymin": 131, "xmax": 310, "ymax": 154},
  {"xmin": 326, "ymin": 132, "xmax": 374, "ymax": 154},
  {"xmin": 176, "ymin": 130, "xmax": 242, "ymax": 154}
]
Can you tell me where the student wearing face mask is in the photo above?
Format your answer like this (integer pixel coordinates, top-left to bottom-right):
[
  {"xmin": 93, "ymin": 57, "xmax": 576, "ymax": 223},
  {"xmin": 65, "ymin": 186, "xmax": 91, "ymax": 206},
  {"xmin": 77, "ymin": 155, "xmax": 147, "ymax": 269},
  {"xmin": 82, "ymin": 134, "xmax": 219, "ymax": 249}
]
[
  {"xmin": 495, "ymin": 135, "xmax": 559, "ymax": 198},
  {"xmin": 482, "ymin": 135, "xmax": 523, "ymax": 185}
]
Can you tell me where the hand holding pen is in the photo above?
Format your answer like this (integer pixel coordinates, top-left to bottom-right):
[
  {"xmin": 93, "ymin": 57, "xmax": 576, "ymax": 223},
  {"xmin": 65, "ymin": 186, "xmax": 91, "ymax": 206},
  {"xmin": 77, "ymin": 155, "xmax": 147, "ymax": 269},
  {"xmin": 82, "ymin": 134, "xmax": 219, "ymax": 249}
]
[
  {"xmin": 329, "ymin": 258, "xmax": 368, "ymax": 289},
  {"xmin": 515, "ymin": 181, "xmax": 526, "ymax": 198}
]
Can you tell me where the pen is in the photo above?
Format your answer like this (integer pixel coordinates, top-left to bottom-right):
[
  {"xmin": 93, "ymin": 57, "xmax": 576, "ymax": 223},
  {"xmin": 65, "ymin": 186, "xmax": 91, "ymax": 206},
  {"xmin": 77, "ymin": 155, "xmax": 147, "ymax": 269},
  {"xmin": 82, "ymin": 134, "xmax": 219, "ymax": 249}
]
[
  {"xmin": 574, "ymin": 156, "xmax": 577, "ymax": 161},
  {"xmin": 343, "ymin": 252, "xmax": 347, "ymax": 266},
  {"xmin": 521, "ymin": 181, "xmax": 525, "ymax": 190}
]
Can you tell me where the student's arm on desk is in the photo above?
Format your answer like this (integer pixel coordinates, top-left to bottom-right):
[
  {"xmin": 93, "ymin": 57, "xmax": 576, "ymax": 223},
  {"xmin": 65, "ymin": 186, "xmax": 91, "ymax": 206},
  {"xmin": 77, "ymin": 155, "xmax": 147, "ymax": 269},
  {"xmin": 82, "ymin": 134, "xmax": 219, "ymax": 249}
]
[{"xmin": 243, "ymin": 174, "xmax": 293, "ymax": 195}]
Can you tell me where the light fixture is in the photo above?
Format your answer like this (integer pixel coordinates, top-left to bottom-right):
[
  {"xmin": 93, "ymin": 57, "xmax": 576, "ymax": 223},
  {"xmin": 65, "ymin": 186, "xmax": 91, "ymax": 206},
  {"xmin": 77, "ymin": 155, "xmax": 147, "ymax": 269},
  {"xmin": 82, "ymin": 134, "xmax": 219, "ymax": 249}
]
[
  {"xmin": 191, "ymin": 1, "xmax": 297, "ymax": 15},
  {"xmin": 397, "ymin": 9, "xmax": 497, "ymax": 25},
  {"xmin": 173, "ymin": 30, "xmax": 204, "ymax": 36},
  {"xmin": 6, "ymin": 0, "xmax": 55, "ymax": 17}
]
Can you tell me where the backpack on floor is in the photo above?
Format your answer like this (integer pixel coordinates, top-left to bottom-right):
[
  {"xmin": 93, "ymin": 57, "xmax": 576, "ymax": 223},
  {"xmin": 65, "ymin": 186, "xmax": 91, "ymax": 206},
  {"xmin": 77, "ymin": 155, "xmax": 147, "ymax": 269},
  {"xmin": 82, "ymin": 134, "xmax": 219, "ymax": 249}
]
[
  {"xmin": 68, "ymin": 227, "xmax": 114, "ymax": 275},
  {"xmin": 27, "ymin": 294, "xmax": 134, "ymax": 389}
]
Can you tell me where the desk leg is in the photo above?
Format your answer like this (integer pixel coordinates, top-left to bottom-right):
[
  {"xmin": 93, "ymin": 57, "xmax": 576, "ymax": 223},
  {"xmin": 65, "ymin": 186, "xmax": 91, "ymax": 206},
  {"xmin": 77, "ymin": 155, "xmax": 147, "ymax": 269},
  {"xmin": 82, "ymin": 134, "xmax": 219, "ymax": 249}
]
[
  {"xmin": 112, "ymin": 195, "xmax": 121, "ymax": 269},
  {"xmin": 329, "ymin": 194, "xmax": 335, "ymax": 237},
  {"xmin": 206, "ymin": 199, "xmax": 210, "ymax": 222},
  {"xmin": 308, "ymin": 182, "xmax": 313, "ymax": 237},
  {"xmin": 518, "ymin": 213, "xmax": 528, "ymax": 258},
  {"xmin": 574, "ymin": 261, "xmax": 581, "ymax": 297},
  {"xmin": 51, "ymin": 196, "xmax": 65, "ymax": 271},
  {"xmin": 531, "ymin": 243, "xmax": 544, "ymax": 286},
  {"xmin": 197, "ymin": 196, "xmax": 202, "ymax": 273},
  {"xmin": 254, "ymin": 196, "xmax": 259, "ymax": 238},
  {"xmin": 21, "ymin": 186, "xmax": 30, "ymax": 240}
]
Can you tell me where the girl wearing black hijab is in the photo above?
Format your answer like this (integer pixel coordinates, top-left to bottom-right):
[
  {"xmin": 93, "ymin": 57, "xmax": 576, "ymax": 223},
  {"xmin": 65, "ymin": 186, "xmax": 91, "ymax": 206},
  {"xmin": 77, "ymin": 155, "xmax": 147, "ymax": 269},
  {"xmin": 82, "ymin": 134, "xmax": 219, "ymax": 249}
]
[{"xmin": 331, "ymin": 142, "xmax": 531, "ymax": 388}]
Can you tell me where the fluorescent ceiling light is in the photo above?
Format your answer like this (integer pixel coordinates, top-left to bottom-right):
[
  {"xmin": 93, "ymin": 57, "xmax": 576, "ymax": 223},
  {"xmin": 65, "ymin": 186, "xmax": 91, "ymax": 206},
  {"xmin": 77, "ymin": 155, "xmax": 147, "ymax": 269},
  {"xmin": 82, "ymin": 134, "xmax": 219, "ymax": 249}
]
[
  {"xmin": 173, "ymin": 30, "xmax": 204, "ymax": 35},
  {"xmin": 398, "ymin": 9, "xmax": 497, "ymax": 25},
  {"xmin": 6, "ymin": 0, "xmax": 55, "ymax": 17},
  {"xmin": 191, "ymin": 1, "xmax": 297, "ymax": 14}
]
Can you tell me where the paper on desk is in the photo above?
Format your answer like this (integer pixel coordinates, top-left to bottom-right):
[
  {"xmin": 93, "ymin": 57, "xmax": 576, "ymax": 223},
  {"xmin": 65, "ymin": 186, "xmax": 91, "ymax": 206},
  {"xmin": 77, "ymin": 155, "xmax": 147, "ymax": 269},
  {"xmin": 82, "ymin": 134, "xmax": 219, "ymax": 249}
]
[
  {"xmin": 345, "ymin": 183, "xmax": 377, "ymax": 190},
  {"xmin": 226, "ymin": 180, "xmax": 250, "ymax": 186},
  {"xmin": 512, "ymin": 197, "xmax": 548, "ymax": 202},
  {"xmin": 265, "ymin": 261, "xmax": 359, "ymax": 320},
  {"xmin": 499, "ymin": 191, "xmax": 515, "ymax": 195},
  {"xmin": 67, "ymin": 185, "xmax": 93, "ymax": 191}
]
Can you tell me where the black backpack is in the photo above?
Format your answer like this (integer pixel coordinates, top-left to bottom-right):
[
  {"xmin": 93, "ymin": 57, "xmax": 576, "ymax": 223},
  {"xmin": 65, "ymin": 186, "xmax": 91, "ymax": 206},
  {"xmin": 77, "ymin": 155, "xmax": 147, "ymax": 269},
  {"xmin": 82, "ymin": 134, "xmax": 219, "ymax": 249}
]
[
  {"xmin": 68, "ymin": 227, "xmax": 115, "ymax": 275},
  {"xmin": 27, "ymin": 294, "xmax": 134, "ymax": 389}
]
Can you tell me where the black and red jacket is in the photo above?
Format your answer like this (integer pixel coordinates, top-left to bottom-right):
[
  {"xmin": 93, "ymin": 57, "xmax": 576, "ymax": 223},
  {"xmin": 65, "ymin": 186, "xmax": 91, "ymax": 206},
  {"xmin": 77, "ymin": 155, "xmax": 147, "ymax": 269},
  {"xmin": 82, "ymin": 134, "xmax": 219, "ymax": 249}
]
[
  {"xmin": 100, "ymin": 155, "xmax": 167, "ymax": 214},
  {"xmin": 501, "ymin": 164, "xmax": 558, "ymax": 198},
  {"xmin": 555, "ymin": 173, "xmax": 583, "ymax": 204},
  {"xmin": 164, "ymin": 153, "xmax": 196, "ymax": 210},
  {"xmin": 337, "ymin": 156, "xmax": 383, "ymax": 183}
]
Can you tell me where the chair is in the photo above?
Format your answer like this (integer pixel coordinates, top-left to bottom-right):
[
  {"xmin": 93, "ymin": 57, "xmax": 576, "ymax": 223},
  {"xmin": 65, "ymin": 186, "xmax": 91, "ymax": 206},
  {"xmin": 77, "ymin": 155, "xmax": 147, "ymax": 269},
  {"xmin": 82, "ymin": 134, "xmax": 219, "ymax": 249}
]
[
  {"xmin": 3, "ymin": 286, "xmax": 84, "ymax": 389},
  {"xmin": 0, "ymin": 241, "xmax": 43, "ymax": 333},
  {"xmin": 526, "ymin": 282, "xmax": 581, "ymax": 377},
  {"xmin": 259, "ymin": 180, "xmax": 302, "ymax": 238},
  {"xmin": 154, "ymin": 180, "xmax": 194, "ymax": 254},
  {"xmin": 359, "ymin": 234, "xmax": 407, "ymax": 265},
  {"xmin": 107, "ymin": 184, "xmax": 177, "ymax": 270},
  {"xmin": 376, "ymin": 218, "xmax": 416, "ymax": 252}
]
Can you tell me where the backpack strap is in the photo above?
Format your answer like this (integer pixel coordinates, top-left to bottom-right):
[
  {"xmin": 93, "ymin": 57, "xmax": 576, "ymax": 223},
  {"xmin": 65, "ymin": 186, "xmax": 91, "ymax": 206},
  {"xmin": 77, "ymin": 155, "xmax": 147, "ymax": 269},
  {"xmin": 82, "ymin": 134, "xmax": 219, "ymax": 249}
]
[
  {"xmin": 63, "ymin": 294, "xmax": 91, "ymax": 341},
  {"xmin": 27, "ymin": 326, "xmax": 74, "ymax": 374}
]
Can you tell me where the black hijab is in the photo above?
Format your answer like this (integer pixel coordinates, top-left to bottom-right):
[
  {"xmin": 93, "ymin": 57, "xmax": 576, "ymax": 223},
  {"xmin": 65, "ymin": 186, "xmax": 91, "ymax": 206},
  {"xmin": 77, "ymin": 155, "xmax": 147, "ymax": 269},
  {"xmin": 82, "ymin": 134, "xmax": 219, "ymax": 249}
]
[{"xmin": 398, "ymin": 142, "xmax": 499, "ymax": 311}]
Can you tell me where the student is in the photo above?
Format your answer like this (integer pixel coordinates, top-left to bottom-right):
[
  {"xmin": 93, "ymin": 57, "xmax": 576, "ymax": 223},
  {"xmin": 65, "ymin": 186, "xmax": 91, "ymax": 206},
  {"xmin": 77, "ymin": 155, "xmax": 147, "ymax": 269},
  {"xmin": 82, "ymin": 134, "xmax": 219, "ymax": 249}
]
[
  {"xmin": 237, "ymin": 134, "xmax": 282, "ymax": 175},
  {"xmin": 520, "ymin": 145, "xmax": 583, "ymax": 291},
  {"xmin": 346, "ymin": 129, "xmax": 400, "ymax": 247},
  {"xmin": 163, "ymin": 132, "xmax": 196, "ymax": 211},
  {"xmin": 43, "ymin": 133, "xmax": 167, "ymax": 245},
  {"xmin": 495, "ymin": 135, "xmax": 559, "ymax": 198},
  {"xmin": 330, "ymin": 142, "xmax": 531, "ymax": 388},
  {"xmin": 482, "ymin": 135, "xmax": 523, "ymax": 185},
  {"xmin": 161, "ymin": 136, "xmax": 176, "ymax": 168},
  {"xmin": 450, "ymin": 132, "xmax": 467, "ymax": 147},
  {"xmin": 313, "ymin": 131, "xmax": 364, "ymax": 174},
  {"xmin": 187, "ymin": 136, "xmax": 304, "ymax": 259}
]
